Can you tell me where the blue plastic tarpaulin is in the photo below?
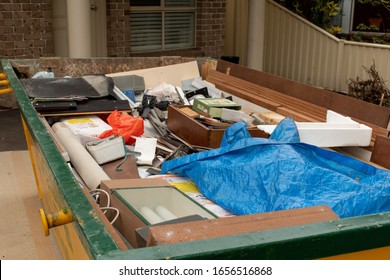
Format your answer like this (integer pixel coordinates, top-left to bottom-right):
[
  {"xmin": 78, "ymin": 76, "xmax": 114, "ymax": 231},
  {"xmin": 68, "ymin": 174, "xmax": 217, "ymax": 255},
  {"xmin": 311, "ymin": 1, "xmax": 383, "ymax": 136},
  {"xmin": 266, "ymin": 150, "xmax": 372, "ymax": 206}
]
[{"xmin": 162, "ymin": 119, "xmax": 390, "ymax": 218}]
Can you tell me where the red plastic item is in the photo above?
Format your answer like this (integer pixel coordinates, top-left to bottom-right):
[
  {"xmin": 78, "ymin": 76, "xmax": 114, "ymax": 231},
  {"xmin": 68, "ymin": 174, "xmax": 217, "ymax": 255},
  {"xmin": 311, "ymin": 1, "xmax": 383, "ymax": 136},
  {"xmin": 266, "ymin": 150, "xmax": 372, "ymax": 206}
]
[{"xmin": 99, "ymin": 110, "xmax": 144, "ymax": 145}]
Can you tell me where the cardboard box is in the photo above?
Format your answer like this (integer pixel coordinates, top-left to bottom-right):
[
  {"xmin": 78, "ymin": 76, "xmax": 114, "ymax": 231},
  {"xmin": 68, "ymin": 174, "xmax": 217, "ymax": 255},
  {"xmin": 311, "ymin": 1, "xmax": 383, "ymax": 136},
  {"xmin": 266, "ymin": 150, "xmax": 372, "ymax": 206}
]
[
  {"xmin": 167, "ymin": 105, "xmax": 269, "ymax": 148},
  {"xmin": 100, "ymin": 178, "xmax": 217, "ymax": 248},
  {"xmin": 192, "ymin": 98, "xmax": 241, "ymax": 118}
]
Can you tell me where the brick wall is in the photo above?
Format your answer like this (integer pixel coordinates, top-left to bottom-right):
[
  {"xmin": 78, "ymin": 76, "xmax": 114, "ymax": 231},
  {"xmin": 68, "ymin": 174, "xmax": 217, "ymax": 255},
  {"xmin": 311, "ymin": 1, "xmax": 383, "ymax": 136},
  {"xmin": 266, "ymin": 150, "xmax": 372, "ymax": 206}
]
[
  {"xmin": 0, "ymin": 0, "xmax": 54, "ymax": 58},
  {"xmin": 106, "ymin": 0, "xmax": 226, "ymax": 59},
  {"xmin": 196, "ymin": 0, "xmax": 226, "ymax": 59},
  {"xmin": 106, "ymin": 0, "xmax": 132, "ymax": 57},
  {"xmin": 0, "ymin": 0, "xmax": 225, "ymax": 59}
]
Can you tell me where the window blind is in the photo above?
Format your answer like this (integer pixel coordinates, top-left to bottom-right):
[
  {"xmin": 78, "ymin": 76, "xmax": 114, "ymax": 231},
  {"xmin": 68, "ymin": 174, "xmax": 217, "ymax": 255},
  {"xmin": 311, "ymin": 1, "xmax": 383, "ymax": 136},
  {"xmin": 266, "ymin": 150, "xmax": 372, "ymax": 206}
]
[
  {"xmin": 130, "ymin": 13, "xmax": 162, "ymax": 52},
  {"xmin": 165, "ymin": 12, "xmax": 195, "ymax": 49},
  {"xmin": 130, "ymin": 0, "xmax": 160, "ymax": 7},
  {"xmin": 165, "ymin": 0, "xmax": 195, "ymax": 7},
  {"xmin": 130, "ymin": 0, "xmax": 196, "ymax": 52}
]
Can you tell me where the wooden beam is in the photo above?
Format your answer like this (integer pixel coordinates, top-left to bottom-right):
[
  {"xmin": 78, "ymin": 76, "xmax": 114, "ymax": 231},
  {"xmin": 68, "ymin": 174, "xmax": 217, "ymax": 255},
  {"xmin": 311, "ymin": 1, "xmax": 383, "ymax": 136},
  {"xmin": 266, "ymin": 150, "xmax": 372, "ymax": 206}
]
[
  {"xmin": 207, "ymin": 70, "xmax": 327, "ymax": 121},
  {"xmin": 370, "ymin": 135, "xmax": 390, "ymax": 169},
  {"xmin": 207, "ymin": 68, "xmax": 389, "ymax": 150},
  {"xmin": 216, "ymin": 60, "xmax": 390, "ymax": 128},
  {"xmin": 147, "ymin": 205, "xmax": 338, "ymax": 246}
]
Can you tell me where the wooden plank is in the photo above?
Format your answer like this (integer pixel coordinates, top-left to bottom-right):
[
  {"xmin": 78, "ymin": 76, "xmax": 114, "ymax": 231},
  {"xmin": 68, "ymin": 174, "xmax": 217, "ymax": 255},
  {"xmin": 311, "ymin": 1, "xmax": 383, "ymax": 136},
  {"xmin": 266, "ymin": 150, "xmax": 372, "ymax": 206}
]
[
  {"xmin": 207, "ymin": 70, "xmax": 327, "ymax": 121},
  {"xmin": 208, "ymin": 69, "xmax": 390, "ymax": 150},
  {"xmin": 216, "ymin": 59, "xmax": 390, "ymax": 128},
  {"xmin": 259, "ymin": 111, "xmax": 285, "ymax": 124},
  {"xmin": 370, "ymin": 135, "xmax": 390, "ymax": 169},
  {"xmin": 276, "ymin": 106, "xmax": 324, "ymax": 122},
  {"xmin": 147, "ymin": 205, "xmax": 339, "ymax": 246},
  {"xmin": 213, "ymin": 81, "xmax": 282, "ymax": 112},
  {"xmin": 167, "ymin": 105, "xmax": 268, "ymax": 148}
]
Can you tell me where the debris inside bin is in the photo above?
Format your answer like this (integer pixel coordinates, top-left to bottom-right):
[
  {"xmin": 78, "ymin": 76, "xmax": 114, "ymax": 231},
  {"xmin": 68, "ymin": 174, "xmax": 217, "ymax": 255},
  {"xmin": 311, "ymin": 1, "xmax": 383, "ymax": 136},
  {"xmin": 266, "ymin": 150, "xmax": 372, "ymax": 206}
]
[{"xmin": 9, "ymin": 58, "xmax": 390, "ymax": 256}]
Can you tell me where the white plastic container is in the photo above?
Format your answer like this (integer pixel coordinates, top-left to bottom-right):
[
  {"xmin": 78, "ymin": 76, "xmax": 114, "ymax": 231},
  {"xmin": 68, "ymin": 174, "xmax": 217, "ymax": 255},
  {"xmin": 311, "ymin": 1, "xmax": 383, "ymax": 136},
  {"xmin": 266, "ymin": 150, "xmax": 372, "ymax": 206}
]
[
  {"xmin": 86, "ymin": 136, "xmax": 126, "ymax": 164},
  {"xmin": 115, "ymin": 186, "xmax": 217, "ymax": 225}
]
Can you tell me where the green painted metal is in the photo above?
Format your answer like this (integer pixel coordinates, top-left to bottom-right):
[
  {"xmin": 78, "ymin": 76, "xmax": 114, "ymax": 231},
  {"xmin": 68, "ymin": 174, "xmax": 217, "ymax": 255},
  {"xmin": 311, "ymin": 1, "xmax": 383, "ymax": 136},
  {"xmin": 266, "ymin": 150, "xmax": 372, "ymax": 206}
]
[
  {"xmin": 1, "ymin": 59, "xmax": 120, "ymax": 259},
  {"xmin": 99, "ymin": 212, "xmax": 390, "ymax": 260},
  {"xmin": 4, "ymin": 58, "xmax": 390, "ymax": 260}
]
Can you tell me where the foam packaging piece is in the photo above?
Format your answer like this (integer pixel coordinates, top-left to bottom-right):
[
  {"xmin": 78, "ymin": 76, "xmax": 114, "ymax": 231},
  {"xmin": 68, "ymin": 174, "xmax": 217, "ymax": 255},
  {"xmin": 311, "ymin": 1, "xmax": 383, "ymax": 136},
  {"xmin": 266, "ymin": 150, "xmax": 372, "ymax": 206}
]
[{"xmin": 257, "ymin": 110, "xmax": 372, "ymax": 147}]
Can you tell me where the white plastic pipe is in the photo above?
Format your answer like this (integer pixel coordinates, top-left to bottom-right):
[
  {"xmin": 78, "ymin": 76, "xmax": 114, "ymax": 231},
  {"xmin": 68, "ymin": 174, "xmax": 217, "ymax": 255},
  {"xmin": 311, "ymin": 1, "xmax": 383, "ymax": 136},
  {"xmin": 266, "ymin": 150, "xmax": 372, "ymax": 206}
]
[
  {"xmin": 139, "ymin": 206, "xmax": 164, "ymax": 224},
  {"xmin": 155, "ymin": 205, "xmax": 177, "ymax": 221},
  {"xmin": 52, "ymin": 122, "xmax": 110, "ymax": 189}
]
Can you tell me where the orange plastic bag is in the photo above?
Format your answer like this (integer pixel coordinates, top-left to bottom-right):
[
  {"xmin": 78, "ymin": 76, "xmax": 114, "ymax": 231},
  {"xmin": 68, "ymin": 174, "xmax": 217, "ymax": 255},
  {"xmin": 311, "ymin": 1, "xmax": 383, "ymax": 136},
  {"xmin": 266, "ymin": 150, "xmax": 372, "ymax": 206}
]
[{"xmin": 99, "ymin": 110, "xmax": 144, "ymax": 145}]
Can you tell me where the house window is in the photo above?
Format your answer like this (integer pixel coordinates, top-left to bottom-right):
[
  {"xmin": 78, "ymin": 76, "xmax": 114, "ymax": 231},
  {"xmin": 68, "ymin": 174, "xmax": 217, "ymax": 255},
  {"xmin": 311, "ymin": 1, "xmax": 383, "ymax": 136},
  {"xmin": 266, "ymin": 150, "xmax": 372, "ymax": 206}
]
[
  {"xmin": 130, "ymin": 0, "xmax": 196, "ymax": 53},
  {"xmin": 352, "ymin": 2, "xmax": 390, "ymax": 32}
]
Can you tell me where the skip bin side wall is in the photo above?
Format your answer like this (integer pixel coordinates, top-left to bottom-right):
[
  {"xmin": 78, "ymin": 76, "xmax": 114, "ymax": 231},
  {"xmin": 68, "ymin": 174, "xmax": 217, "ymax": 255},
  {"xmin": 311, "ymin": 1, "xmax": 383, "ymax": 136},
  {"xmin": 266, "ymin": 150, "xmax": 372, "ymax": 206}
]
[
  {"xmin": 2, "ymin": 59, "xmax": 120, "ymax": 259},
  {"xmin": 100, "ymin": 213, "xmax": 390, "ymax": 260},
  {"xmin": 4, "ymin": 58, "xmax": 390, "ymax": 260}
]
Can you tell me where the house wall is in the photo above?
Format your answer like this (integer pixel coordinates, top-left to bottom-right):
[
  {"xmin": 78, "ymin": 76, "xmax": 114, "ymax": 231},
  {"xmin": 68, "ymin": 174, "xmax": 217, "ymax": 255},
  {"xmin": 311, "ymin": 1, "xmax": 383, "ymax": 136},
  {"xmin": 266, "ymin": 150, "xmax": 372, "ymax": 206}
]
[
  {"xmin": 196, "ymin": 0, "xmax": 226, "ymax": 59},
  {"xmin": 0, "ymin": 0, "xmax": 55, "ymax": 59},
  {"xmin": 106, "ymin": 0, "xmax": 131, "ymax": 57},
  {"xmin": 1, "ymin": 0, "xmax": 226, "ymax": 59},
  {"xmin": 126, "ymin": 0, "xmax": 227, "ymax": 59}
]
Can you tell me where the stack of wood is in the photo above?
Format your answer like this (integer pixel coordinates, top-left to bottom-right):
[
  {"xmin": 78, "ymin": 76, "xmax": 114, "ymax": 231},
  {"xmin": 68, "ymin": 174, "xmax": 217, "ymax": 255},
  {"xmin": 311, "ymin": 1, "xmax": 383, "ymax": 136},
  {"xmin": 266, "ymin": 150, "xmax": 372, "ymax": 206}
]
[
  {"xmin": 207, "ymin": 69, "xmax": 327, "ymax": 123},
  {"xmin": 204, "ymin": 60, "xmax": 390, "ymax": 168}
]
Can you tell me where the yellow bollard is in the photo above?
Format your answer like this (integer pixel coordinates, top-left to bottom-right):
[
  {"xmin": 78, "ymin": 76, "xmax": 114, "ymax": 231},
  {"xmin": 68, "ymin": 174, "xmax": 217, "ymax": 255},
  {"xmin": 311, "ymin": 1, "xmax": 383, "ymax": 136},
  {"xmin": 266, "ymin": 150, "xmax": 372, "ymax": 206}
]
[
  {"xmin": 0, "ymin": 80, "xmax": 10, "ymax": 86},
  {"xmin": 0, "ymin": 87, "xmax": 12, "ymax": 95},
  {"xmin": 0, "ymin": 72, "xmax": 12, "ymax": 94},
  {"xmin": 39, "ymin": 208, "xmax": 74, "ymax": 236}
]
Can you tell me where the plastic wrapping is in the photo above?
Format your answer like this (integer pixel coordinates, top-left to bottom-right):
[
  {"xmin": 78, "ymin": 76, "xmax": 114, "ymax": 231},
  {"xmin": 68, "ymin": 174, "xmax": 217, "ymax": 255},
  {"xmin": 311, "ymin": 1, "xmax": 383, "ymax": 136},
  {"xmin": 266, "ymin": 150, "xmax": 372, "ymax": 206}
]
[
  {"xmin": 99, "ymin": 110, "xmax": 144, "ymax": 145},
  {"xmin": 162, "ymin": 119, "xmax": 390, "ymax": 218}
]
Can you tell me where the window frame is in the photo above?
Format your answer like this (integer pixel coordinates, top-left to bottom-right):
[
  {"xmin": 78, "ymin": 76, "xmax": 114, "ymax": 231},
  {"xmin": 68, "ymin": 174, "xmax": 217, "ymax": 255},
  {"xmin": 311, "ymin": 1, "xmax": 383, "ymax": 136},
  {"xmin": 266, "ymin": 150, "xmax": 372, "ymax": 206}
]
[{"xmin": 130, "ymin": 0, "xmax": 197, "ymax": 53}]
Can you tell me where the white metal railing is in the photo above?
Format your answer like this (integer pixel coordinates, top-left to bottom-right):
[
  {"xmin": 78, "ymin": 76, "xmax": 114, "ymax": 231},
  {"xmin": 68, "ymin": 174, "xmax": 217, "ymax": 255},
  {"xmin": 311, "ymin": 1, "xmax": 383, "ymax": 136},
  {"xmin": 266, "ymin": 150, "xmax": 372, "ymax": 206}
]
[{"xmin": 264, "ymin": 0, "xmax": 390, "ymax": 93}]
